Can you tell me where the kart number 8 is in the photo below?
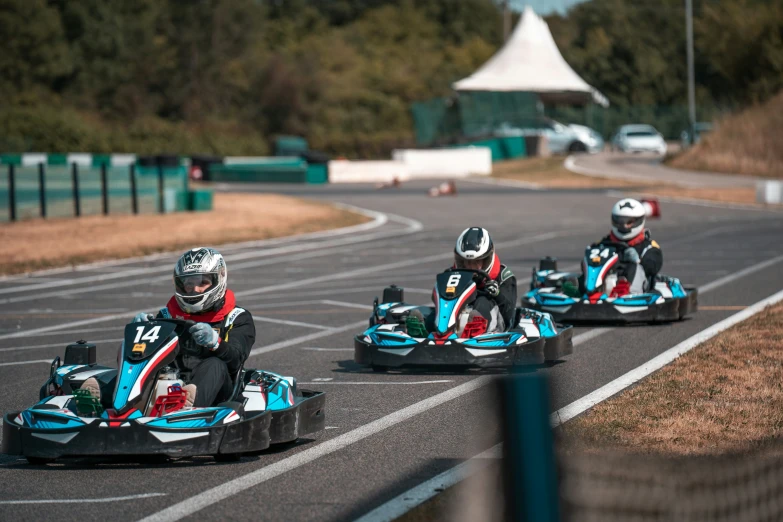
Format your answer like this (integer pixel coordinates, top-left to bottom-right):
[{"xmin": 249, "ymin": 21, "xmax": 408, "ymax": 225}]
[{"xmin": 134, "ymin": 325, "xmax": 161, "ymax": 344}]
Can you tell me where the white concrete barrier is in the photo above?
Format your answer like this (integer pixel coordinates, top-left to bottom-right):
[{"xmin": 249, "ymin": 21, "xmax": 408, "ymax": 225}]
[
  {"xmin": 328, "ymin": 160, "xmax": 410, "ymax": 184},
  {"xmin": 756, "ymin": 180, "xmax": 782, "ymax": 204},
  {"xmin": 392, "ymin": 147, "xmax": 492, "ymax": 178}
]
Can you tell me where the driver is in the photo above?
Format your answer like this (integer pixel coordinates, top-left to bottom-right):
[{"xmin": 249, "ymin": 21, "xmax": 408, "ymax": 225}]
[
  {"xmin": 80, "ymin": 247, "xmax": 255, "ymax": 408},
  {"xmin": 595, "ymin": 198, "xmax": 663, "ymax": 296},
  {"xmin": 453, "ymin": 227, "xmax": 517, "ymax": 331}
]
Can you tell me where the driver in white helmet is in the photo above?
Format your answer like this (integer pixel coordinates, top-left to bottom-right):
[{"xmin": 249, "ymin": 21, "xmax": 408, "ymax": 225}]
[
  {"xmin": 81, "ymin": 247, "xmax": 255, "ymax": 408},
  {"xmin": 595, "ymin": 198, "xmax": 663, "ymax": 296},
  {"xmin": 452, "ymin": 227, "xmax": 517, "ymax": 332}
]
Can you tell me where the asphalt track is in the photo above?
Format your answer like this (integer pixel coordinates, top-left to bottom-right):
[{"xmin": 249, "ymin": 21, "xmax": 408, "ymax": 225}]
[{"xmin": 1, "ymin": 167, "xmax": 782, "ymax": 522}]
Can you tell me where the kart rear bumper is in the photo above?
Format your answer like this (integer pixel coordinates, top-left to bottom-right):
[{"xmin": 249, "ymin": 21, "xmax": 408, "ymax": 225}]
[
  {"xmin": 1, "ymin": 410, "xmax": 271, "ymax": 460},
  {"xmin": 354, "ymin": 327, "xmax": 573, "ymax": 369},
  {"xmin": 529, "ymin": 288, "xmax": 698, "ymax": 324}
]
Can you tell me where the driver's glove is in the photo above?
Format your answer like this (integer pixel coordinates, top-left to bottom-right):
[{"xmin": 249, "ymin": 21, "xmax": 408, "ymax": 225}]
[
  {"xmin": 484, "ymin": 280, "xmax": 501, "ymax": 297},
  {"xmin": 189, "ymin": 322, "xmax": 221, "ymax": 350},
  {"xmin": 133, "ymin": 312, "xmax": 154, "ymax": 323},
  {"xmin": 623, "ymin": 248, "xmax": 640, "ymax": 264}
]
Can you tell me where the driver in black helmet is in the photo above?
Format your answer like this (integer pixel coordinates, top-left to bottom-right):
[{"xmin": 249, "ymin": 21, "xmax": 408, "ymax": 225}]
[{"xmin": 453, "ymin": 227, "xmax": 517, "ymax": 332}]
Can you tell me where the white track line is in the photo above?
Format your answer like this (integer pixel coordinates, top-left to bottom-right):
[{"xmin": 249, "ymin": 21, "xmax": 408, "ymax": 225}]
[
  {"xmin": 0, "ymin": 311, "xmax": 135, "ymax": 341},
  {"xmin": 0, "ymin": 360, "xmax": 52, "ymax": 367},
  {"xmin": 137, "ymin": 376, "xmax": 494, "ymax": 522},
  {"xmin": 251, "ymin": 316, "xmax": 332, "ymax": 331},
  {"xmin": 0, "ymin": 203, "xmax": 389, "ymax": 283},
  {"xmin": 0, "ymin": 493, "xmax": 167, "ymax": 505},
  {"xmin": 248, "ymin": 321, "xmax": 368, "ymax": 357},
  {"xmin": 298, "ymin": 380, "xmax": 453, "ymax": 385},
  {"xmin": 354, "ymin": 445, "xmax": 501, "ymax": 522},
  {"xmin": 319, "ymin": 300, "xmax": 374, "ymax": 311},
  {"xmin": 0, "ymin": 338, "xmax": 122, "ymax": 353},
  {"xmin": 302, "ymin": 348, "xmax": 354, "ymax": 352},
  {"xmin": 0, "ymin": 209, "xmax": 415, "ymax": 299},
  {"xmin": 550, "ymin": 286, "xmax": 783, "ymax": 426}
]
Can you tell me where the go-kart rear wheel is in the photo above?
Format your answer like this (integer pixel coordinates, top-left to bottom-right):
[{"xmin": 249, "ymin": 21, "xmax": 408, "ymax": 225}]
[
  {"xmin": 372, "ymin": 365, "xmax": 389, "ymax": 373},
  {"xmin": 214, "ymin": 453, "xmax": 241, "ymax": 463},
  {"xmin": 26, "ymin": 456, "xmax": 55, "ymax": 465}
]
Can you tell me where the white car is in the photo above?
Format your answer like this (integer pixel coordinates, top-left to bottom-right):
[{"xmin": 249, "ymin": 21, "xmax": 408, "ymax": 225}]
[
  {"xmin": 494, "ymin": 120, "xmax": 604, "ymax": 154},
  {"xmin": 611, "ymin": 124, "xmax": 667, "ymax": 155}
]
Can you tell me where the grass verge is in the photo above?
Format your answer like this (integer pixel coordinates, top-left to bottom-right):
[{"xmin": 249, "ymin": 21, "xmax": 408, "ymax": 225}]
[
  {"xmin": 493, "ymin": 156, "xmax": 650, "ymax": 188},
  {"xmin": 668, "ymin": 91, "xmax": 783, "ymax": 179},
  {"xmin": 0, "ymin": 193, "xmax": 370, "ymax": 275},
  {"xmin": 562, "ymin": 302, "xmax": 783, "ymax": 455}
]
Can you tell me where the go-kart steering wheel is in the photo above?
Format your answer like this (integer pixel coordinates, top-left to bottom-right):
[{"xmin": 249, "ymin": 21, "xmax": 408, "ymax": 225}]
[{"xmin": 444, "ymin": 268, "xmax": 491, "ymax": 283}]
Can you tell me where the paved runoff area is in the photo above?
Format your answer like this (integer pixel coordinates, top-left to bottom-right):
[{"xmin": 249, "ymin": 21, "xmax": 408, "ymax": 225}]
[{"xmin": 1, "ymin": 155, "xmax": 782, "ymax": 521}]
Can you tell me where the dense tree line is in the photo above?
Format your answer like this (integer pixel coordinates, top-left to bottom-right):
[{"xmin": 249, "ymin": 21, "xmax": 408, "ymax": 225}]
[{"xmin": 1, "ymin": 0, "xmax": 780, "ymax": 156}]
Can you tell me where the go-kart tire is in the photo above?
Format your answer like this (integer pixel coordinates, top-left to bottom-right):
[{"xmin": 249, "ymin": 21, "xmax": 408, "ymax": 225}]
[
  {"xmin": 214, "ymin": 453, "xmax": 242, "ymax": 463},
  {"xmin": 372, "ymin": 365, "xmax": 389, "ymax": 373},
  {"xmin": 26, "ymin": 456, "xmax": 55, "ymax": 465}
]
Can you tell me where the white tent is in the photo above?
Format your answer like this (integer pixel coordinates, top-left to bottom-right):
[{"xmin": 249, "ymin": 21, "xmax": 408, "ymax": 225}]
[{"xmin": 453, "ymin": 6, "xmax": 609, "ymax": 107}]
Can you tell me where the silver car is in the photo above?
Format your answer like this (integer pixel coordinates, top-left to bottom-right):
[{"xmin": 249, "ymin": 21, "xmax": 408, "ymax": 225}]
[
  {"xmin": 495, "ymin": 119, "xmax": 604, "ymax": 154},
  {"xmin": 611, "ymin": 124, "xmax": 667, "ymax": 155}
]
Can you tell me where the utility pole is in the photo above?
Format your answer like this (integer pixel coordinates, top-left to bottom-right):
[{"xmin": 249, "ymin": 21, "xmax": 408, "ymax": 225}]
[
  {"xmin": 685, "ymin": 0, "xmax": 696, "ymax": 142},
  {"xmin": 503, "ymin": 0, "xmax": 511, "ymax": 42}
]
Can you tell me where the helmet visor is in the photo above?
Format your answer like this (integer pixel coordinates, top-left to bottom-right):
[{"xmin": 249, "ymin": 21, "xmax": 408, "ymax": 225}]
[
  {"xmin": 175, "ymin": 273, "xmax": 218, "ymax": 296},
  {"xmin": 612, "ymin": 215, "xmax": 644, "ymax": 234},
  {"xmin": 454, "ymin": 253, "xmax": 492, "ymax": 272}
]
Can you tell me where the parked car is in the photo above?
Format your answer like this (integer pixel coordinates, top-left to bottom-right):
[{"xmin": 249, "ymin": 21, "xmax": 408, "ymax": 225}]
[
  {"xmin": 680, "ymin": 122, "xmax": 713, "ymax": 148},
  {"xmin": 494, "ymin": 119, "xmax": 604, "ymax": 154},
  {"xmin": 611, "ymin": 124, "xmax": 667, "ymax": 155}
]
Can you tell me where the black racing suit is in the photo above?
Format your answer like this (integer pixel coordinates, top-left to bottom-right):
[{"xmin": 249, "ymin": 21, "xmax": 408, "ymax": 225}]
[
  {"xmin": 596, "ymin": 230, "xmax": 663, "ymax": 291},
  {"xmin": 472, "ymin": 265, "xmax": 517, "ymax": 330},
  {"xmin": 157, "ymin": 304, "xmax": 255, "ymax": 408}
]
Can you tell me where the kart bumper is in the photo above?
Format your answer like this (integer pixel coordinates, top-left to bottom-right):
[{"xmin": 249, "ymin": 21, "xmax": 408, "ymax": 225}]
[
  {"xmin": 354, "ymin": 327, "xmax": 573, "ymax": 369},
  {"xmin": 528, "ymin": 288, "xmax": 698, "ymax": 324},
  {"xmin": 269, "ymin": 390, "xmax": 326, "ymax": 444},
  {"xmin": 1, "ymin": 409, "xmax": 271, "ymax": 460}
]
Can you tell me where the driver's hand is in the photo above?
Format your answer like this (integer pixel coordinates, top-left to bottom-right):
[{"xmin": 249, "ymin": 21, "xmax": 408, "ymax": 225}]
[
  {"xmin": 189, "ymin": 323, "xmax": 221, "ymax": 350},
  {"xmin": 133, "ymin": 312, "xmax": 154, "ymax": 323},
  {"xmin": 623, "ymin": 248, "xmax": 640, "ymax": 264},
  {"xmin": 484, "ymin": 280, "xmax": 500, "ymax": 297}
]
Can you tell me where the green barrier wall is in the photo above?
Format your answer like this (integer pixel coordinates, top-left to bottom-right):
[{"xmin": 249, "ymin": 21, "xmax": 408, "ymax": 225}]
[
  {"xmin": 0, "ymin": 163, "xmax": 190, "ymax": 222},
  {"xmin": 210, "ymin": 158, "xmax": 328, "ymax": 184}
]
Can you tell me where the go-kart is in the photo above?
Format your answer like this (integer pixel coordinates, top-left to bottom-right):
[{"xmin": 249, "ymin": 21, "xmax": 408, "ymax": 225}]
[
  {"xmin": 1, "ymin": 318, "xmax": 325, "ymax": 464},
  {"xmin": 523, "ymin": 242, "xmax": 698, "ymax": 323},
  {"xmin": 354, "ymin": 269, "xmax": 573, "ymax": 370}
]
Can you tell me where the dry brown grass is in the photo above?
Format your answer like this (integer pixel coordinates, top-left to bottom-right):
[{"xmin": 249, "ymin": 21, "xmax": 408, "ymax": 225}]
[
  {"xmin": 669, "ymin": 91, "xmax": 783, "ymax": 178},
  {"xmin": 0, "ymin": 193, "xmax": 368, "ymax": 275},
  {"xmin": 562, "ymin": 303, "xmax": 783, "ymax": 456},
  {"xmin": 493, "ymin": 156, "xmax": 651, "ymax": 188},
  {"xmin": 624, "ymin": 186, "xmax": 761, "ymax": 205}
]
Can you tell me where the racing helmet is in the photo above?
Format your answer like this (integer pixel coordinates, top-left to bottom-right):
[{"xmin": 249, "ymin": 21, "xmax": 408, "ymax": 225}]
[
  {"xmin": 611, "ymin": 198, "xmax": 646, "ymax": 240},
  {"xmin": 173, "ymin": 247, "xmax": 227, "ymax": 313},
  {"xmin": 454, "ymin": 227, "xmax": 495, "ymax": 273}
]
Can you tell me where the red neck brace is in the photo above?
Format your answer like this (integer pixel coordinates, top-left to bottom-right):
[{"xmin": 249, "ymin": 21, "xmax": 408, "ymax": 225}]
[
  {"xmin": 611, "ymin": 230, "xmax": 646, "ymax": 247},
  {"xmin": 166, "ymin": 289, "xmax": 236, "ymax": 323}
]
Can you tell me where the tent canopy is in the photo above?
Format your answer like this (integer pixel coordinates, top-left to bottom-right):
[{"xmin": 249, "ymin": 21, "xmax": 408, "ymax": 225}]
[{"xmin": 453, "ymin": 7, "xmax": 609, "ymax": 108}]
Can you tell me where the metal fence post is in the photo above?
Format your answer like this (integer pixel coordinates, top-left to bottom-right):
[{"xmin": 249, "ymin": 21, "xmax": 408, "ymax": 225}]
[
  {"xmin": 38, "ymin": 163, "xmax": 47, "ymax": 218},
  {"xmin": 100, "ymin": 163, "xmax": 109, "ymax": 215},
  {"xmin": 8, "ymin": 164, "xmax": 16, "ymax": 222},
  {"xmin": 157, "ymin": 162, "xmax": 165, "ymax": 214},
  {"xmin": 501, "ymin": 374, "xmax": 560, "ymax": 522},
  {"xmin": 129, "ymin": 163, "xmax": 139, "ymax": 214},
  {"xmin": 71, "ymin": 162, "xmax": 81, "ymax": 217}
]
